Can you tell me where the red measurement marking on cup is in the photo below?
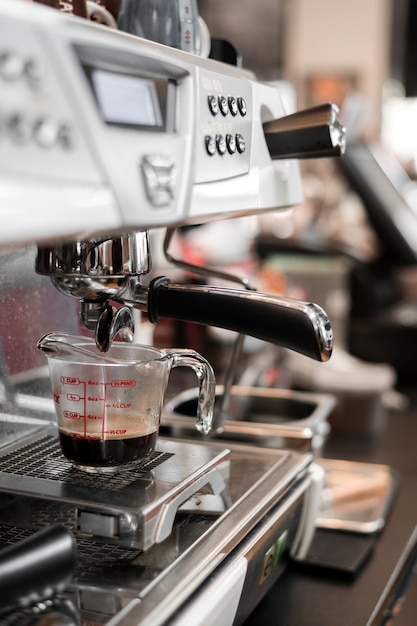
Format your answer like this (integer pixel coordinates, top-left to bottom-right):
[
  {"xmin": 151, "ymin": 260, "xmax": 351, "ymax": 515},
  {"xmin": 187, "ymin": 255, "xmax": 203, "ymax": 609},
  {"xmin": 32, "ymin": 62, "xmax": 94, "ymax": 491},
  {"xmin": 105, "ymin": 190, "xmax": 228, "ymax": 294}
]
[
  {"xmin": 67, "ymin": 393, "xmax": 80, "ymax": 401},
  {"xmin": 63, "ymin": 411, "xmax": 81, "ymax": 419},
  {"xmin": 106, "ymin": 403, "xmax": 132, "ymax": 409},
  {"xmin": 111, "ymin": 380, "xmax": 136, "ymax": 388},
  {"xmin": 60, "ymin": 379, "xmax": 88, "ymax": 437},
  {"xmin": 60, "ymin": 376, "xmax": 80, "ymax": 385},
  {"xmin": 61, "ymin": 378, "xmax": 132, "ymax": 439},
  {"xmin": 103, "ymin": 429, "xmax": 127, "ymax": 435}
]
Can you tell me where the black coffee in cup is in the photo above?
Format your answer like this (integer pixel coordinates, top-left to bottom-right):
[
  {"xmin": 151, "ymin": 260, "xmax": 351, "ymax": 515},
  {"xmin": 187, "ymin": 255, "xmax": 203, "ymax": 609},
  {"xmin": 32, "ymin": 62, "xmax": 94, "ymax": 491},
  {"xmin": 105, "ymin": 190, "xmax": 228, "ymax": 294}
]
[{"xmin": 59, "ymin": 429, "xmax": 158, "ymax": 469}]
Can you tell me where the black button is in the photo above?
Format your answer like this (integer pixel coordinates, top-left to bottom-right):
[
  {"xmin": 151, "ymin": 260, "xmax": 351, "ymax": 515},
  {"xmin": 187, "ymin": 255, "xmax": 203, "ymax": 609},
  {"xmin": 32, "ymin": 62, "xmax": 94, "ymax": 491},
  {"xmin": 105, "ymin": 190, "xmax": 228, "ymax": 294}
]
[
  {"xmin": 226, "ymin": 134, "xmax": 236, "ymax": 154},
  {"xmin": 237, "ymin": 97, "xmax": 247, "ymax": 116},
  {"xmin": 58, "ymin": 123, "xmax": 75, "ymax": 150},
  {"xmin": 236, "ymin": 133, "xmax": 246, "ymax": 153},
  {"xmin": 218, "ymin": 95, "xmax": 228, "ymax": 116},
  {"xmin": 207, "ymin": 95, "xmax": 219, "ymax": 116},
  {"xmin": 216, "ymin": 134, "xmax": 226, "ymax": 155},
  {"xmin": 24, "ymin": 58, "xmax": 44, "ymax": 85},
  {"xmin": 205, "ymin": 135, "xmax": 216, "ymax": 155},
  {"xmin": 228, "ymin": 96, "xmax": 238, "ymax": 116},
  {"xmin": 7, "ymin": 113, "xmax": 31, "ymax": 143}
]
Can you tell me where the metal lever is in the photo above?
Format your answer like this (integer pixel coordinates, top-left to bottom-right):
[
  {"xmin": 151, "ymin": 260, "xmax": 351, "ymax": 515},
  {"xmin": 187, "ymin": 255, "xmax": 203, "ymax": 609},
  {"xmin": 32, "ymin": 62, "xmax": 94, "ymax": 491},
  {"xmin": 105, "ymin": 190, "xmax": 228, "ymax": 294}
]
[{"xmin": 263, "ymin": 102, "xmax": 346, "ymax": 159}]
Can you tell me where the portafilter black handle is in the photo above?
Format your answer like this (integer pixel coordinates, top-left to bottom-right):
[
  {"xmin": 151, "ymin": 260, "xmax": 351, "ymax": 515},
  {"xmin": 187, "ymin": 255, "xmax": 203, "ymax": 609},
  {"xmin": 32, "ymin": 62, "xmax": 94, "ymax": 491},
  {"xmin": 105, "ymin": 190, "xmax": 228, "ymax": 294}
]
[
  {"xmin": 0, "ymin": 525, "xmax": 76, "ymax": 612},
  {"xmin": 147, "ymin": 277, "xmax": 333, "ymax": 362},
  {"xmin": 263, "ymin": 102, "xmax": 346, "ymax": 159}
]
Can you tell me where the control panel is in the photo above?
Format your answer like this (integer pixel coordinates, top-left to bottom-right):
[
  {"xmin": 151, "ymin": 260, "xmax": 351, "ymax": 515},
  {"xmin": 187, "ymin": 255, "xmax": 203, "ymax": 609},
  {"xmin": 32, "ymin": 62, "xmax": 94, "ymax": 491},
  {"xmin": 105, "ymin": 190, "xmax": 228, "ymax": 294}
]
[
  {"xmin": 195, "ymin": 68, "xmax": 252, "ymax": 183},
  {"xmin": 0, "ymin": 0, "xmax": 303, "ymax": 245},
  {"xmin": 0, "ymin": 24, "xmax": 102, "ymax": 184}
]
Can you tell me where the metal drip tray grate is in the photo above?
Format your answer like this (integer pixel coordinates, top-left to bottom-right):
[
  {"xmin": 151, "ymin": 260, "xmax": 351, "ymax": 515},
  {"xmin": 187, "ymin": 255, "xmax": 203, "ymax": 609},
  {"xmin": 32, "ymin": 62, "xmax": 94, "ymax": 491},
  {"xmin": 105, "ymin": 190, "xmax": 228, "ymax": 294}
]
[
  {"xmin": 0, "ymin": 436, "xmax": 173, "ymax": 490},
  {"xmin": 0, "ymin": 523, "xmax": 34, "ymax": 550},
  {"xmin": 0, "ymin": 436, "xmax": 230, "ymax": 551},
  {"xmin": 0, "ymin": 522, "xmax": 146, "ymax": 624},
  {"xmin": 0, "ymin": 521, "xmax": 144, "ymax": 587}
]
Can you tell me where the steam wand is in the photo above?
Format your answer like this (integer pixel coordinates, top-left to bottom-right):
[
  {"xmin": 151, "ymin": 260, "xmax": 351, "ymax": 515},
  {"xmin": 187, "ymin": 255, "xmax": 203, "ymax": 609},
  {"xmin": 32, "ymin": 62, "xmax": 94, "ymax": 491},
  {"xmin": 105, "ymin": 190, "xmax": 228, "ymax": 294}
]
[{"xmin": 162, "ymin": 227, "xmax": 256, "ymax": 434}]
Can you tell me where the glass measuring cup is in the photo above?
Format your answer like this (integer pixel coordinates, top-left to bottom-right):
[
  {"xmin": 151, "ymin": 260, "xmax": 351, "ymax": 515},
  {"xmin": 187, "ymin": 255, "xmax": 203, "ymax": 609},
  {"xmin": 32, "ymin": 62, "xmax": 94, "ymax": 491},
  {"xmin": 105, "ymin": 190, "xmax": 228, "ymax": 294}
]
[{"xmin": 37, "ymin": 333, "xmax": 215, "ymax": 473}]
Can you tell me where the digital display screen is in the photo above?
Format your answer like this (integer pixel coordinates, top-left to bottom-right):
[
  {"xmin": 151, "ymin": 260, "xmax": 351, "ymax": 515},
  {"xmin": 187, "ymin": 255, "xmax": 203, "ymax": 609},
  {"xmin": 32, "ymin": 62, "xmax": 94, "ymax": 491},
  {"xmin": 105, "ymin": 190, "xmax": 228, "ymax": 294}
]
[{"xmin": 90, "ymin": 69, "xmax": 163, "ymax": 128}]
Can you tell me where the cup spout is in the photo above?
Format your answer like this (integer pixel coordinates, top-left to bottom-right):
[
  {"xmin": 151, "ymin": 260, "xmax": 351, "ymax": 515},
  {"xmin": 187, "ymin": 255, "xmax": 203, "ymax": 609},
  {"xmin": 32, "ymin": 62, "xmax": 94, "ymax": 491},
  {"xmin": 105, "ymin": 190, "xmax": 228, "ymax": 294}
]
[{"xmin": 37, "ymin": 333, "xmax": 121, "ymax": 364}]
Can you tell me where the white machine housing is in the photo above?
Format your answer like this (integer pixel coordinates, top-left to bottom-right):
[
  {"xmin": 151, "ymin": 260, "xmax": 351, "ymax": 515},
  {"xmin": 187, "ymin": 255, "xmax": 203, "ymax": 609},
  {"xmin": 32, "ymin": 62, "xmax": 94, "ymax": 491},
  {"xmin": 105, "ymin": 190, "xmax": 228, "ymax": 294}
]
[{"xmin": 0, "ymin": 0, "xmax": 302, "ymax": 246}]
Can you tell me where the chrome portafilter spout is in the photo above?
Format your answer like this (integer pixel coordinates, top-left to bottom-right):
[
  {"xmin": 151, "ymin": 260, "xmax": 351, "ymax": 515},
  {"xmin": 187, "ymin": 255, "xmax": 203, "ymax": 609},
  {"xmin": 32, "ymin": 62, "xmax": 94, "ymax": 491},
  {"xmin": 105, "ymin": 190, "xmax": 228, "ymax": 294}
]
[{"xmin": 35, "ymin": 231, "xmax": 151, "ymax": 352}]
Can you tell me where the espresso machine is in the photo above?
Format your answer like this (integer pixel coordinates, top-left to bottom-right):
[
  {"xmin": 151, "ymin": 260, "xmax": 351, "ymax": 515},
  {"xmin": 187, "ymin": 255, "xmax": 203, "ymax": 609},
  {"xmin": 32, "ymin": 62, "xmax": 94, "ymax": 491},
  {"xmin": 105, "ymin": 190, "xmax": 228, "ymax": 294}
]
[{"xmin": 0, "ymin": 1, "xmax": 346, "ymax": 623}]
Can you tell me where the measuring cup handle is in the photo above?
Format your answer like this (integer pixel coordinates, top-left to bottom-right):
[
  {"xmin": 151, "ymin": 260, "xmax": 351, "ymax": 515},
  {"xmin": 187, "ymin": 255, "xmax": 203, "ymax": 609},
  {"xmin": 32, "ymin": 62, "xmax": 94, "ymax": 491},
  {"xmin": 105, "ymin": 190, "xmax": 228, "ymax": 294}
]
[{"xmin": 165, "ymin": 349, "xmax": 215, "ymax": 435}]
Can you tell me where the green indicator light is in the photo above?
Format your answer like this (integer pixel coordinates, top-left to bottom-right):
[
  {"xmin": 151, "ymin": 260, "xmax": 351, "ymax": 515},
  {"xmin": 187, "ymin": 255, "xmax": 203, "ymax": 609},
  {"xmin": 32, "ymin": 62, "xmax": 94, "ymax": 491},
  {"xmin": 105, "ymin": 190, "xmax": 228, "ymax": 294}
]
[{"xmin": 273, "ymin": 529, "xmax": 288, "ymax": 567}]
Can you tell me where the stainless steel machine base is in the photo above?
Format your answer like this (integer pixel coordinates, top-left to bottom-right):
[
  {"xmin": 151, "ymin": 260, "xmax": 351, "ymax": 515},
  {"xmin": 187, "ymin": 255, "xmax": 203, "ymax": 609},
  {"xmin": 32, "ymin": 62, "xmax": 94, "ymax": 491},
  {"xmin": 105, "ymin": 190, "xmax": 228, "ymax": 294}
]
[{"xmin": 0, "ymin": 414, "xmax": 314, "ymax": 626}]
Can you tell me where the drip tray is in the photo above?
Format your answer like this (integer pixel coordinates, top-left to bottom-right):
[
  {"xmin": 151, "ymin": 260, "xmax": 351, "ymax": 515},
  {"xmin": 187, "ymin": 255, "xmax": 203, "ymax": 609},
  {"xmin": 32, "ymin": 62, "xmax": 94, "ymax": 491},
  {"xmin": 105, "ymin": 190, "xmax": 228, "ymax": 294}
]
[
  {"xmin": 0, "ymin": 440, "xmax": 311, "ymax": 626},
  {"xmin": 0, "ymin": 435, "xmax": 230, "ymax": 550}
]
